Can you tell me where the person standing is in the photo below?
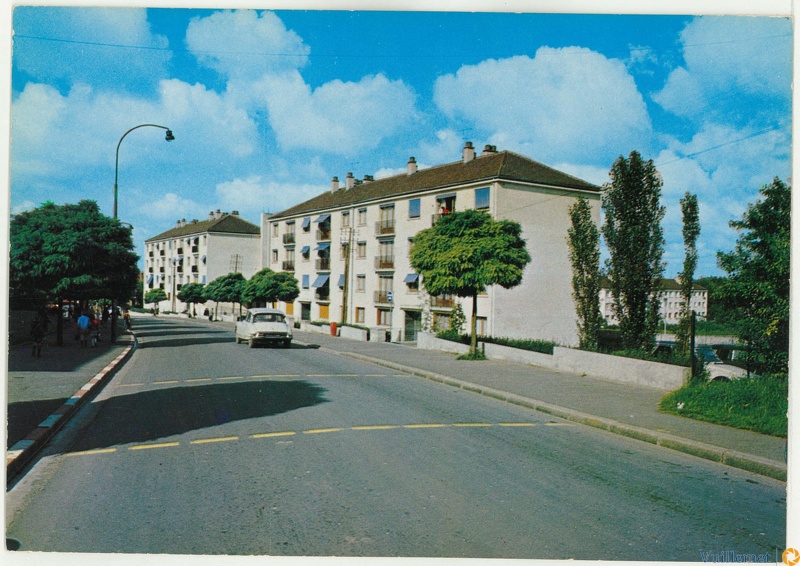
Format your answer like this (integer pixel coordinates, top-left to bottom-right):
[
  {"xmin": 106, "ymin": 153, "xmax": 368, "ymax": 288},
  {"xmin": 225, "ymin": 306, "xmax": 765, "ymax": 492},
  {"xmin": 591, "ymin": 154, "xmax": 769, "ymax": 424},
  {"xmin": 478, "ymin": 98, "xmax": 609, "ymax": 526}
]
[{"xmin": 76, "ymin": 311, "xmax": 91, "ymax": 347}]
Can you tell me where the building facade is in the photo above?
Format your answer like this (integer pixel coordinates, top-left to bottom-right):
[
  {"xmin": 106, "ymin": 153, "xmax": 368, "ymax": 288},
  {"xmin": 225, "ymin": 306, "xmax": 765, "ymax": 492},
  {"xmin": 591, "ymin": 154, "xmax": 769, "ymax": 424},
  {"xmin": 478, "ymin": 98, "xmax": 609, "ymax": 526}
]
[
  {"xmin": 264, "ymin": 143, "xmax": 601, "ymax": 346},
  {"xmin": 144, "ymin": 210, "xmax": 260, "ymax": 314},
  {"xmin": 599, "ymin": 278, "xmax": 709, "ymax": 326}
]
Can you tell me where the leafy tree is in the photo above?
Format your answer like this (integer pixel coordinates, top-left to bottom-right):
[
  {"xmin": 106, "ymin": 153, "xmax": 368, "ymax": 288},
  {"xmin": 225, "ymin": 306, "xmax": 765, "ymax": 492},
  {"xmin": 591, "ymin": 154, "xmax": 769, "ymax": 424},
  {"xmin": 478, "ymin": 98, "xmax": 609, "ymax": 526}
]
[
  {"xmin": 410, "ymin": 209, "xmax": 531, "ymax": 356},
  {"xmin": 601, "ymin": 151, "xmax": 666, "ymax": 351},
  {"xmin": 10, "ymin": 200, "xmax": 139, "ymax": 344},
  {"xmin": 241, "ymin": 268, "xmax": 300, "ymax": 308},
  {"xmin": 177, "ymin": 282, "xmax": 207, "ymax": 317},
  {"xmin": 144, "ymin": 288, "xmax": 168, "ymax": 311},
  {"xmin": 204, "ymin": 272, "xmax": 246, "ymax": 320},
  {"xmin": 567, "ymin": 197, "xmax": 604, "ymax": 350},
  {"xmin": 717, "ymin": 177, "xmax": 790, "ymax": 376},
  {"xmin": 675, "ymin": 192, "xmax": 700, "ymax": 355}
]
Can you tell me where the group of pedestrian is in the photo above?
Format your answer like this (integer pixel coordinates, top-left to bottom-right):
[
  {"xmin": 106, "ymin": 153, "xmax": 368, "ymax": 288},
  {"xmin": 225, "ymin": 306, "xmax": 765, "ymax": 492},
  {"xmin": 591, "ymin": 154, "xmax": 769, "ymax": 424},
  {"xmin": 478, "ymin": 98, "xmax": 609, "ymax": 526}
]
[{"xmin": 27, "ymin": 303, "xmax": 133, "ymax": 356}]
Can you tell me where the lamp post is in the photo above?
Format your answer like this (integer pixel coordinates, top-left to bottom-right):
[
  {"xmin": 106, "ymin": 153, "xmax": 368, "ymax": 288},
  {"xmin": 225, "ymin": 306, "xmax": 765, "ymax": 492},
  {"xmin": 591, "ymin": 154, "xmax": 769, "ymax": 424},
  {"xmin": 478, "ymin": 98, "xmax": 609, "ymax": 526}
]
[{"xmin": 111, "ymin": 123, "xmax": 174, "ymax": 342}]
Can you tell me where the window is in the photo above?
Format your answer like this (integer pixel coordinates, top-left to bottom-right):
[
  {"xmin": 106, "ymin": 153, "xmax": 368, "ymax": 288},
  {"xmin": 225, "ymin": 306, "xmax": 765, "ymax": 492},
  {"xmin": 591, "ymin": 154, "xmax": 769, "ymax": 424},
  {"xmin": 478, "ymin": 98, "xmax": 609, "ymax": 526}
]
[
  {"xmin": 319, "ymin": 304, "xmax": 330, "ymax": 320},
  {"xmin": 377, "ymin": 308, "xmax": 392, "ymax": 326},
  {"xmin": 357, "ymin": 241, "xmax": 367, "ymax": 259},
  {"xmin": 302, "ymin": 274, "xmax": 310, "ymax": 289},
  {"xmin": 342, "ymin": 211, "xmax": 350, "ymax": 227},
  {"xmin": 356, "ymin": 275, "xmax": 366, "ymax": 292},
  {"xmin": 272, "ymin": 249, "xmax": 278, "ymax": 263},
  {"xmin": 358, "ymin": 208, "xmax": 367, "ymax": 226},
  {"xmin": 273, "ymin": 224, "xmax": 279, "ymax": 236},
  {"xmin": 475, "ymin": 187, "xmax": 490, "ymax": 209},
  {"xmin": 285, "ymin": 303, "xmax": 294, "ymax": 316},
  {"xmin": 355, "ymin": 307, "xmax": 365, "ymax": 324},
  {"xmin": 301, "ymin": 217, "xmax": 311, "ymax": 231},
  {"xmin": 409, "ymin": 198, "xmax": 421, "ymax": 218}
]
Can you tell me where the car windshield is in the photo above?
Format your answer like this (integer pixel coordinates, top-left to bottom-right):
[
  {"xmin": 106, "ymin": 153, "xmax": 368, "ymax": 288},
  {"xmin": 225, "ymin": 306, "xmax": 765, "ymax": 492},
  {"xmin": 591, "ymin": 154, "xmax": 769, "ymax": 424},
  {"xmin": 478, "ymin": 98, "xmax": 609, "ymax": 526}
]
[
  {"xmin": 253, "ymin": 313, "xmax": 283, "ymax": 323},
  {"xmin": 696, "ymin": 346, "xmax": 721, "ymax": 363}
]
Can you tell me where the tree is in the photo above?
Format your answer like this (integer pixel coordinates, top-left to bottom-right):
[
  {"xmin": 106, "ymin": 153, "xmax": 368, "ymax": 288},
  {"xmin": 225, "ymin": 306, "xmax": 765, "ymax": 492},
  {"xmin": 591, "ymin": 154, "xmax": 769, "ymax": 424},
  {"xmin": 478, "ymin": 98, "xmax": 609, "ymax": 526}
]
[
  {"xmin": 410, "ymin": 209, "xmax": 531, "ymax": 356},
  {"xmin": 241, "ymin": 268, "xmax": 300, "ymax": 308},
  {"xmin": 601, "ymin": 151, "xmax": 666, "ymax": 351},
  {"xmin": 144, "ymin": 288, "xmax": 168, "ymax": 312},
  {"xmin": 567, "ymin": 197, "xmax": 604, "ymax": 350},
  {"xmin": 177, "ymin": 282, "xmax": 207, "ymax": 317},
  {"xmin": 10, "ymin": 200, "xmax": 139, "ymax": 344},
  {"xmin": 717, "ymin": 177, "xmax": 790, "ymax": 376},
  {"xmin": 675, "ymin": 192, "xmax": 700, "ymax": 355},
  {"xmin": 204, "ymin": 272, "xmax": 246, "ymax": 320}
]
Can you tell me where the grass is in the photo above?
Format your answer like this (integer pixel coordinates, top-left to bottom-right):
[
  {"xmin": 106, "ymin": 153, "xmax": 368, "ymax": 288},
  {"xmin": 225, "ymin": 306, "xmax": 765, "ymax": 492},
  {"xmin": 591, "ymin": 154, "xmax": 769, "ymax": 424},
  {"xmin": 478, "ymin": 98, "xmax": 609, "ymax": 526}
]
[
  {"xmin": 659, "ymin": 376, "xmax": 788, "ymax": 437},
  {"xmin": 436, "ymin": 331, "xmax": 556, "ymax": 355}
]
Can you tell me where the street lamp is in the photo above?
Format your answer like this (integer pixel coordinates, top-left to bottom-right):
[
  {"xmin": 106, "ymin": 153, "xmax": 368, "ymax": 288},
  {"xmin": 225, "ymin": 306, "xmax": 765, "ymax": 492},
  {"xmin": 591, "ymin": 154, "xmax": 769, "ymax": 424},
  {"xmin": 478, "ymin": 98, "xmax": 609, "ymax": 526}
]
[{"xmin": 111, "ymin": 123, "xmax": 174, "ymax": 341}]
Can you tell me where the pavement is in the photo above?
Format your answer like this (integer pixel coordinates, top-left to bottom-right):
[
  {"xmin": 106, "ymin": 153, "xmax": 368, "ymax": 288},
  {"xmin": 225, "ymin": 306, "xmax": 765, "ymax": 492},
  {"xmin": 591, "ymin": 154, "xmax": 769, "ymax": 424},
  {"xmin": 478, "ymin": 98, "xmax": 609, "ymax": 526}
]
[{"xmin": 5, "ymin": 314, "xmax": 788, "ymax": 483}]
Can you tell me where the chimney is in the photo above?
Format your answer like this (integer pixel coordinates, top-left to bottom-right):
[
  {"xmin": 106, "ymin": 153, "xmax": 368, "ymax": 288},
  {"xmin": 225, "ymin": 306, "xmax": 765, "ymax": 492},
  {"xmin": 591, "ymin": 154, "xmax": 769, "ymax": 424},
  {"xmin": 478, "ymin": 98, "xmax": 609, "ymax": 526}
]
[
  {"xmin": 209, "ymin": 211, "xmax": 215, "ymax": 221},
  {"xmin": 231, "ymin": 210, "xmax": 239, "ymax": 216},
  {"xmin": 331, "ymin": 176, "xmax": 340, "ymax": 193},
  {"xmin": 181, "ymin": 218, "xmax": 187, "ymax": 227},
  {"xmin": 215, "ymin": 209, "xmax": 222, "ymax": 219},
  {"xmin": 176, "ymin": 219, "xmax": 182, "ymax": 228},
  {"xmin": 462, "ymin": 141, "xmax": 476, "ymax": 163},
  {"xmin": 346, "ymin": 172, "xmax": 355, "ymax": 190},
  {"xmin": 363, "ymin": 175, "xmax": 374, "ymax": 183},
  {"xmin": 407, "ymin": 156, "xmax": 417, "ymax": 175},
  {"xmin": 481, "ymin": 144, "xmax": 498, "ymax": 156}
]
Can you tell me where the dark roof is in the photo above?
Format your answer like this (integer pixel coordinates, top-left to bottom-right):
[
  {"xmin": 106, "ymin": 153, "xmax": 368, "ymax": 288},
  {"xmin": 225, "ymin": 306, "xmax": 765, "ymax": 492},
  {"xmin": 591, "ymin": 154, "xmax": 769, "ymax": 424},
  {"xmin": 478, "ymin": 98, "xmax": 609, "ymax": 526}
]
[
  {"xmin": 271, "ymin": 150, "xmax": 600, "ymax": 219},
  {"xmin": 146, "ymin": 214, "xmax": 260, "ymax": 242}
]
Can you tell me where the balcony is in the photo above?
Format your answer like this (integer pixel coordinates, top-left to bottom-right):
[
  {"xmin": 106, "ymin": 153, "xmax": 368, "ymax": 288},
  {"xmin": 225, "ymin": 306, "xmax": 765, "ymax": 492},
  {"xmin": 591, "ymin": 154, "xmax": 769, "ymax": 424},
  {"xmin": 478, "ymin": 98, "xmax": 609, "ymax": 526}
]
[
  {"xmin": 374, "ymin": 290, "xmax": 393, "ymax": 304},
  {"xmin": 282, "ymin": 260, "xmax": 295, "ymax": 272},
  {"xmin": 375, "ymin": 219, "xmax": 395, "ymax": 236},
  {"xmin": 283, "ymin": 232, "xmax": 296, "ymax": 244},
  {"xmin": 315, "ymin": 291, "xmax": 330, "ymax": 302},
  {"xmin": 431, "ymin": 295, "xmax": 455, "ymax": 308},
  {"xmin": 316, "ymin": 229, "xmax": 331, "ymax": 242},
  {"xmin": 374, "ymin": 256, "xmax": 395, "ymax": 270},
  {"xmin": 315, "ymin": 258, "xmax": 331, "ymax": 271}
]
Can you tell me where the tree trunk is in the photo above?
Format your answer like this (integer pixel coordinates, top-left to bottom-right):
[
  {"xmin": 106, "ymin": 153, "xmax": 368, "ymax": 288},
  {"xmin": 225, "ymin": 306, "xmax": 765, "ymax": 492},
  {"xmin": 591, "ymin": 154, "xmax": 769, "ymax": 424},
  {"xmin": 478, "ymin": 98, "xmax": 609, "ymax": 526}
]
[
  {"xmin": 470, "ymin": 292, "xmax": 478, "ymax": 355},
  {"xmin": 56, "ymin": 296, "xmax": 64, "ymax": 346}
]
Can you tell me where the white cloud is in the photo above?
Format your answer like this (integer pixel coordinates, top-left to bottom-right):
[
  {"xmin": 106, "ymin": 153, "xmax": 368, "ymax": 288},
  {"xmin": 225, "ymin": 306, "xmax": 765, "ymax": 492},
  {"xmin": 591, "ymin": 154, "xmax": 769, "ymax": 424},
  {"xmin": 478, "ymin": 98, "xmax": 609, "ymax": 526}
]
[
  {"xmin": 186, "ymin": 10, "xmax": 309, "ymax": 82},
  {"xmin": 140, "ymin": 192, "xmax": 208, "ymax": 221},
  {"xmin": 433, "ymin": 49, "xmax": 652, "ymax": 166},
  {"xmin": 254, "ymin": 71, "xmax": 417, "ymax": 155},
  {"xmin": 653, "ymin": 16, "xmax": 792, "ymax": 119},
  {"xmin": 215, "ymin": 175, "xmax": 324, "ymax": 216},
  {"xmin": 12, "ymin": 6, "xmax": 171, "ymax": 91}
]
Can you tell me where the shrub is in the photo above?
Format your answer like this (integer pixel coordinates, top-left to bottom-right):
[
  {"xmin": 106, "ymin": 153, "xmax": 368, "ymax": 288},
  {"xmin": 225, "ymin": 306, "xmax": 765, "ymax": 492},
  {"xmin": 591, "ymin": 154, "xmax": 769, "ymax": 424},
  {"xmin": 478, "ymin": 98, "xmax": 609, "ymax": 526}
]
[{"xmin": 435, "ymin": 331, "xmax": 556, "ymax": 355}]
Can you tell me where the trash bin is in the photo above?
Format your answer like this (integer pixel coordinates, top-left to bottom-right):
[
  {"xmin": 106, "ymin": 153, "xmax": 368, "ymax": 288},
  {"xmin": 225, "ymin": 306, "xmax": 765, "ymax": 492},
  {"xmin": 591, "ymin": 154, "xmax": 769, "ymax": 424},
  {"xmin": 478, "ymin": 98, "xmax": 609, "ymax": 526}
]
[{"xmin": 330, "ymin": 322, "xmax": 338, "ymax": 336}]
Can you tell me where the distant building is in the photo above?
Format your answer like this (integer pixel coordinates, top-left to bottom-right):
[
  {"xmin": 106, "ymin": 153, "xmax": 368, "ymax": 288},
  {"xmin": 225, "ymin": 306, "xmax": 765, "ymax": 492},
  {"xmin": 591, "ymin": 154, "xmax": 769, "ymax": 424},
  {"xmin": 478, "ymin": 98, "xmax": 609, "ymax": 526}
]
[
  {"xmin": 263, "ymin": 142, "xmax": 601, "ymax": 345},
  {"xmin": 599, "ymin": 278, "xmax": 708, "ymax": 326},
  {"xmin": 144, "ymin": 210, "xmax": 260, "ymax": 314}
]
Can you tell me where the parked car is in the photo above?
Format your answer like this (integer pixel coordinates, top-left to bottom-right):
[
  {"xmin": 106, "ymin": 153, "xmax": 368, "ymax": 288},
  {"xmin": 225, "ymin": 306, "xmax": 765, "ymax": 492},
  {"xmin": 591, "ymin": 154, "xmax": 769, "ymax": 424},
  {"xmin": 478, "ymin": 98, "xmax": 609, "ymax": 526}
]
[
  {"xmin": 652, "ymin": 341, "xmax": 750, "ymax": 382},
  {"xmin": 235, "ymin": 308, "xmax": 292, "ymax": 348}
]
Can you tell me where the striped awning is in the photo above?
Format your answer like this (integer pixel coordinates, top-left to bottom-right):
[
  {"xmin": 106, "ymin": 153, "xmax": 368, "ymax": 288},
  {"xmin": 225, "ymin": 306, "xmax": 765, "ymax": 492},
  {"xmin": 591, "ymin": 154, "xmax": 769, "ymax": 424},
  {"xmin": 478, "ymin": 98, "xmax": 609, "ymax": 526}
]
[{"xmin": 312, "ymin": 274, "xmax": 330, "ymax": 288}]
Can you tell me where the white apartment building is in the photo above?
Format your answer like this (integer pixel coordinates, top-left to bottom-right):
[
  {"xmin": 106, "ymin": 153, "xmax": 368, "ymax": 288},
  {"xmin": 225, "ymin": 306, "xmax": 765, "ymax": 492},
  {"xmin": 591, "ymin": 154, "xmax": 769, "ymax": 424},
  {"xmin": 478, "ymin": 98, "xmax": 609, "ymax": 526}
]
[
  {"xmin": 599, "ymin": 278, "xmax": 709, "ymax": 325},
  {"xmin": 264, "ymin": 142, "xmax": 601, "ymax": 345},
  {"xmin": 144, "ymin": 210, "xmax": 260, "ymax": 314}
]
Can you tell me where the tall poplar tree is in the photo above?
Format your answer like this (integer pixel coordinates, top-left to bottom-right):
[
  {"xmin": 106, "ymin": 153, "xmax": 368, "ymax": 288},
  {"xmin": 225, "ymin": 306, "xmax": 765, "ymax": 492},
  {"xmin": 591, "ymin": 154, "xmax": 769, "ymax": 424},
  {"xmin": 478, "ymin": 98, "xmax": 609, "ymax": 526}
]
[
  {"xmin": 567, "ymin": 197, "xmax": 604, "ymax": 350},
  {"xmin": 676, "ymin": 192, "xmax": 700, "ymax": 355},
  {"xmin": 601, "ymin": 151, "xmax": 666, "ymax": 351}
]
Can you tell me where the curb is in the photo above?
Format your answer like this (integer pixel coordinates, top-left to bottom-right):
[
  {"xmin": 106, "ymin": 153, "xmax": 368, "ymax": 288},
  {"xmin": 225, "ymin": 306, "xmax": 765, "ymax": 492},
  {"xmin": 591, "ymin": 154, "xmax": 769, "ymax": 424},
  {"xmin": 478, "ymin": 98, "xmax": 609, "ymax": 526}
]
[
  {"xmin": 326, "ymin": 348, "xmax": 787, "ymax": 482},
  {"xmin": 6, "ymin": 333, "xmax": 138, "ymax": 482}
]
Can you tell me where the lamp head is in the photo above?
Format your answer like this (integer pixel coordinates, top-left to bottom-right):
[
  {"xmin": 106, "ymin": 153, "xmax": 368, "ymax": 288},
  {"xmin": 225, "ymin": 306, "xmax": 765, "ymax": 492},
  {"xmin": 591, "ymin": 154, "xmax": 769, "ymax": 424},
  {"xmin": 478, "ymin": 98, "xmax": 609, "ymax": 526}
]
[{"xmin": 165, "ymin": 129, "xmax": 175, "ymax": 142}]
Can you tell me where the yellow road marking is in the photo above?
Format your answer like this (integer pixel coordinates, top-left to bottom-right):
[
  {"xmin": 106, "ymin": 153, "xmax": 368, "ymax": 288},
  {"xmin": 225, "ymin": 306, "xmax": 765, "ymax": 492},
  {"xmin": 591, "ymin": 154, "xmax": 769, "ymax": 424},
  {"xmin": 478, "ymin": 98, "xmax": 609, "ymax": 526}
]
[
  {"xmin": 65, "ymin": 448, "xmax": 117, "ymax": 457},
  {"xmin": 190, "ymin": 436, "xmax": 239, "ymax": 445},
  {"xmin": 352, "ymin": 425, "xmax": 398, "ymax": 431},
  {"xmin": 251, "ymin": 431, "xmax": 296, "ymax": 439},
  {"xmin": 129, "ymin": 442, "xmax": 180, "ymax": 451},
  {"xmin": 404, "ymin": 424, "xmax": 447, "ymax": 429},
  {"xmin": 186, "ymin": 378, "xmax": 213, "ymax": 383},
  {"xmin": 499, "ymin": 422, "xmax": 537, "ymax": 427},
  {"xmin": 152, "ymin": 380, "xmax": 179, "ymax": 385},
  {"xmin": 303, "ymin": 427, "xmax": 344, "ymax": 434},
  {"xmin": 120, "ymin": 383, "xmax": 144, "ymax": 387}
]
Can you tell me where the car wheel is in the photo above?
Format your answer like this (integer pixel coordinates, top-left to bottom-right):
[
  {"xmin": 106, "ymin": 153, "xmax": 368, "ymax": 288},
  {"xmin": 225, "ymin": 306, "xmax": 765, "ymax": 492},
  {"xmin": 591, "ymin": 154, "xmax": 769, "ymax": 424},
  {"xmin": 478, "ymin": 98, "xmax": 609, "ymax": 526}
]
[
  {"xmin": 248, "ymin": 338, "xmax": 255, "ymax": 348},
  {"xmin": 284, "ymin": 340, "xmax": 291, "ymax": 348}
]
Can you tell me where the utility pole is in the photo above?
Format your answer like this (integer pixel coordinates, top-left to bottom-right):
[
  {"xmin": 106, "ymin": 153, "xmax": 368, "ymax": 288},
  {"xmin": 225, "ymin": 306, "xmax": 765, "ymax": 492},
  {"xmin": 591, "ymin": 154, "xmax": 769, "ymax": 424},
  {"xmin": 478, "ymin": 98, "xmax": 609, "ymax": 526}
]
[
  {"xmin": 231, "ymin": 253, "xmax": 242, "ymax": 273},
  {"xmin": 340, "ymin": 226, "xmax": 353, "ymax": 324}
]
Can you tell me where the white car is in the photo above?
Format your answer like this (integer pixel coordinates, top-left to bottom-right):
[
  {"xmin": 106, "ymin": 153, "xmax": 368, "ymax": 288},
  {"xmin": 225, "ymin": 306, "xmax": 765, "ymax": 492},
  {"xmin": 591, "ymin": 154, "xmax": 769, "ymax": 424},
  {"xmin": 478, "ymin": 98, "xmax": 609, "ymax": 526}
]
[{"xmin": 235, "ymin": 308, "xmax": 292, "ymax": 348}]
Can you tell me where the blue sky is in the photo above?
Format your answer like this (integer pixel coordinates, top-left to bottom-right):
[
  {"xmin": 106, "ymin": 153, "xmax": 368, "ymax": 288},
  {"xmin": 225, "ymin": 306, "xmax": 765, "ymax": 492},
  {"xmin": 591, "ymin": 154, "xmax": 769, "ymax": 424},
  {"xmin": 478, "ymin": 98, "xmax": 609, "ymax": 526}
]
[{"xmin": 6, "ymin": 3, "xmax": 793, "ymax": 278}]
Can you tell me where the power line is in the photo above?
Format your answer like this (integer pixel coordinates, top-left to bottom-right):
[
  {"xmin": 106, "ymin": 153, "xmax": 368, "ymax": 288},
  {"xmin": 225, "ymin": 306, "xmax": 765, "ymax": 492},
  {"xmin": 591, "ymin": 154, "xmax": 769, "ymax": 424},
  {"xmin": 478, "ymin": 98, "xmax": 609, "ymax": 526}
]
[{"xmin": 655, "ymin": 126, "xmax": 782, "ymax": 167}]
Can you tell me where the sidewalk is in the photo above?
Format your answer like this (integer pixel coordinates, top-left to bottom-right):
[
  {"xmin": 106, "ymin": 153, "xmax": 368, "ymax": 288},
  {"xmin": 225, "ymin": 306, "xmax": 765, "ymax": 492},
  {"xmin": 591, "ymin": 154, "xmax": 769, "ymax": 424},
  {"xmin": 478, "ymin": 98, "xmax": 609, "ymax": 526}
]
[
  {"xmin": 6, "ymin": 317, "xmax": 135, "ymax": 479},
  {"xmin": 289, "ymin": 329, "xmax": 788, "ymax": 481}
]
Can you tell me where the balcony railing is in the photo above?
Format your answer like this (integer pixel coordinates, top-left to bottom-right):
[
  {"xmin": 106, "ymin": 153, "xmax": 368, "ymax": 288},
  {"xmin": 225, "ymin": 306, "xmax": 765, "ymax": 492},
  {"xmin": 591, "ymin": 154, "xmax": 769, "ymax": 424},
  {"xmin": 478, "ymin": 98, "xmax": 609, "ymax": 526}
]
[
  {"xmin": 431, "ymin": 295, "xmax": 455, "ymax": 308},
  {"xmin": 374, "ymin": 256, "xmax": 395, "ymax": 270},
  {"xmin": 315, "ymin": 258, "xmax": 331, "ymax": 271},
  {"xmin": 375, "ymin": 219, "xmax": 395, "ymax": 235},
  {"xmin": 282, "ymin": 260, "xmax": 295, "ymax": 272},
  {"xmin": 283, "ymin": 232, "xmax": 296, "ymax": 244},
  {"xmin": 374, "ymin": 291, "xmax": 393, "ymax": 304},
  {"xmin": 316, "ymin": 229, "xmax": 331, "ymax": 242}
]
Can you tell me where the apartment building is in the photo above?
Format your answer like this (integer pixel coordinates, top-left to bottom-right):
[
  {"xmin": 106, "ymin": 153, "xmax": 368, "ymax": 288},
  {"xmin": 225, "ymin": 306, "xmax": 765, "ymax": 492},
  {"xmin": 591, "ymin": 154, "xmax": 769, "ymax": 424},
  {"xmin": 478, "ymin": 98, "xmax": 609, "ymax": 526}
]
[
  {"xmin": 144, "ymin": 210, "xmax": 260, "ymax": 314},
  {"xmin": 599, "ymin": 278, "xmax": 709, "ymax": 325},
  {"xmin": 264, "ymin": 142, "xmax": 601, "ymax": 346}
]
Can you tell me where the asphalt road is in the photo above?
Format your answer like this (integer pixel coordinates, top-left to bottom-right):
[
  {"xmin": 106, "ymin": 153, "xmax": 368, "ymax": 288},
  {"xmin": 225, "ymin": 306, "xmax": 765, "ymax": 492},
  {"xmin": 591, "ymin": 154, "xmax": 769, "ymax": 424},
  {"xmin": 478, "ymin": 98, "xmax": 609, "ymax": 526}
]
[{"xmin": 5, "ymin": 317, "xmax": 787, "ymax": 560}]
